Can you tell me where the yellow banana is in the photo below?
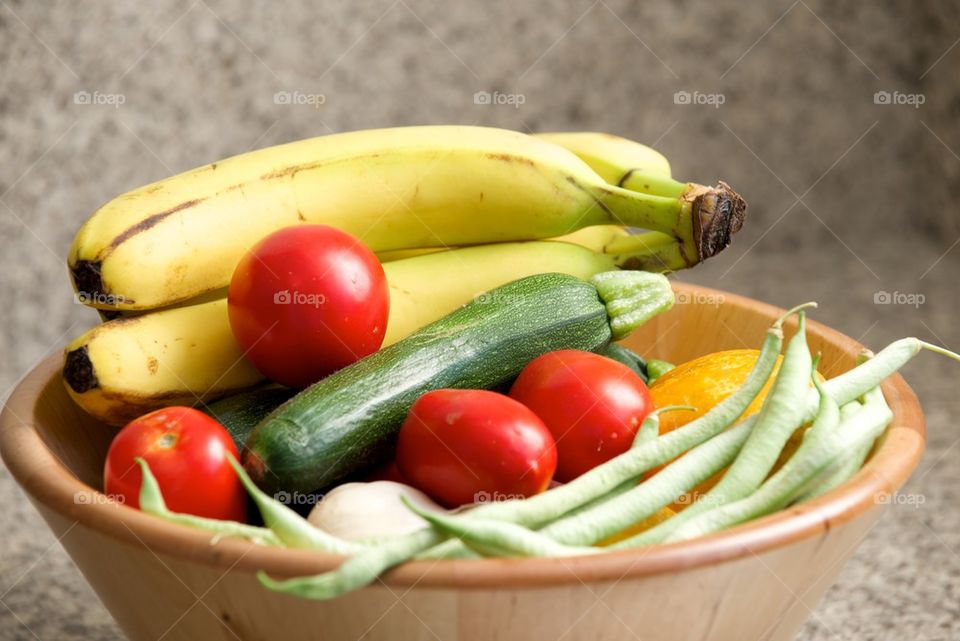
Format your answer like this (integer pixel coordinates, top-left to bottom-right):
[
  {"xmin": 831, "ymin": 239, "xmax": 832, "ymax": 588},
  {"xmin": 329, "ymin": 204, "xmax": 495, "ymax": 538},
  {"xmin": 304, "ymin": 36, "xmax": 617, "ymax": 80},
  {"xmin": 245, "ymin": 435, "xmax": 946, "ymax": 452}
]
[
  {"xmin": 377, "ymin": 130, "xmax": 675, "ymax": 263},
  {"xmin": 538, "ymin": 132, "xmax": 708, "ymax": 201},
  {"xmin": 376, "ymin": 132, "xmax": 675, "ymax": 263},
  {"xmin": 536, "ymin": 131, "xmax": 673, "ymax": 188},
  {"xmin": 69, "ymin": 126, "xmax": 744, "ymax": 311},
  {"xmin": 375, "ymin": 224, "xmax": 630, "ymax": 262},
  {"xmin": 376, "ymin": 131, "xmax": 676, "ymax": 265},
  {"xmin": 63, "ymin": 234, "xmax": 686, "ymax": 425}
]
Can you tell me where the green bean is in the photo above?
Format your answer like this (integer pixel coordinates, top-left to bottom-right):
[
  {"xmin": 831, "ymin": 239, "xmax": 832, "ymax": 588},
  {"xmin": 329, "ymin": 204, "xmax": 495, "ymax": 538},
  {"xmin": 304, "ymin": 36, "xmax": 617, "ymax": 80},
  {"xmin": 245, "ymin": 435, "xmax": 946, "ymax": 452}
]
[
  {"xmin": 662, "ymin": 384, "xmax": 892, "ymax": 542},
  {"xmin": 225, "ymin": 455, "xmax": 362, "ymax": 554},
  {"xmin": 402, "ymin": 497, "xmax": 598, "ymax": 558},
  {"xmin": 638, "ymin": 405, "xmax": 695, "ymax": 444},
  {"xmin": 258, "ymin": 527, "xmax": 443, "ymax": 599},
  {"xmin": 823, "ymin": 339, "xmax": 957, "ymax": 404},
  {"xmin": 626, "ymin": 338, "xmax": 959, "ymax": 547},
  {"xmin": 135, "ymin": 458, "xmax": 281, "ymax": 546},
  {"xmin": 549, "ymin": 405, "xmax": 693, "ymax": 517},
  {"xmin": 626, "ymin": 313, "xmax": 814, "ymax": 545},
  {"xmin": 793, "ymin": 396, "xmax": 875, "ymax": 503},
  {"xmin": 545, "ymin": 419, "xmax": 753, "ymax": 546}
]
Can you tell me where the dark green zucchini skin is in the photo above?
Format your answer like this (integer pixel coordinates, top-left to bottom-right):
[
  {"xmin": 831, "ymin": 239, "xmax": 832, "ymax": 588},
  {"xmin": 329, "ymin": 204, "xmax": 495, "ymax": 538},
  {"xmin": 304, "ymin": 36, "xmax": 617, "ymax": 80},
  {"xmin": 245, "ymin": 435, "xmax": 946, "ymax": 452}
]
[
  {"xmin": 204, "ymin": 386, "xmax": 297, "ymax": 450},
  {"xmin": 244, "ymin": 273, "xmax": 612, "ymax": 493},
  {"xmin": 600, "ymin": 343, "xmax": 649, "ymax": 383}
]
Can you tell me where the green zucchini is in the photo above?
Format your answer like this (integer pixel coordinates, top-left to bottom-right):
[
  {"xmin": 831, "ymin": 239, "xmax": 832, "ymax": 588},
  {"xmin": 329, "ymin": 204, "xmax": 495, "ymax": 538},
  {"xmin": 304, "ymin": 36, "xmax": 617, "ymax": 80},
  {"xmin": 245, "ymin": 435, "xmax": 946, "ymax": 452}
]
[
  {"xmin": 244, "ymin": 271, "xmax": 674, "ymax": 493},
  {"xmin": 600, "ymin": 343, "xmax": 649, "ymax": 383},
  {"xmin": 204, "ymin": 386, "xmax": 297, "ymax": 450}
]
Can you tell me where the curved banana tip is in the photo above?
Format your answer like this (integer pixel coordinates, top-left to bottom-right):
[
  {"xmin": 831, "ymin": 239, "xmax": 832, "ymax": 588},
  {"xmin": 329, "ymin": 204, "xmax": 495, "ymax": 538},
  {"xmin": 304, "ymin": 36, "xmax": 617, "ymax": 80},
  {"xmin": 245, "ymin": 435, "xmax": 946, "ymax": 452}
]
[
  {"xmin": 691, "ymin": 181, "xmax": 747, "ymax": 260},
  {"xmin": 63, "ymin": 346, "xmax": 99, "ymax": 393},
  {"xmin": 70, "ymin": 259, "xmax": 105, "ymax": 302}
]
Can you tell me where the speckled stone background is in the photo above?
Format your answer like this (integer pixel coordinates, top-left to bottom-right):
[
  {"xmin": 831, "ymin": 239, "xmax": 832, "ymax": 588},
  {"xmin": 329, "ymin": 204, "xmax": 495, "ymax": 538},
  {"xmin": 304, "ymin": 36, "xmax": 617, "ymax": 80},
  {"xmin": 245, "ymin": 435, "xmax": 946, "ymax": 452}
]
[{"xmin": 1, "ymin": 1, "xmax": 958, "ymax": 640}]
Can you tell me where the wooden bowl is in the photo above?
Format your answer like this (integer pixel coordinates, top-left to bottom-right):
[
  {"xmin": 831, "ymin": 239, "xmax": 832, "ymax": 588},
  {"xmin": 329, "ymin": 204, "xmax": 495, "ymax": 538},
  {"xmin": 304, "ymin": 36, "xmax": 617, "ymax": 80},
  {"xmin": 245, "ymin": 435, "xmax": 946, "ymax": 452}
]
[{"xmin": 0, "ymin": 282, "xmax": 924, "ymax": 641}]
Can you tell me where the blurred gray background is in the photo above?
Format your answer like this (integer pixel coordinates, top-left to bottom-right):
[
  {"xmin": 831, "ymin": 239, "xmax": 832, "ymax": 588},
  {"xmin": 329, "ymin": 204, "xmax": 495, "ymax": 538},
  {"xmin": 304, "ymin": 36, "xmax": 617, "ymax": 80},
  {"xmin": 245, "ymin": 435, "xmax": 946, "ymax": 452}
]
[{"xmin": 2, "ymin": 1, "xmax": 959, "ymax": 639}]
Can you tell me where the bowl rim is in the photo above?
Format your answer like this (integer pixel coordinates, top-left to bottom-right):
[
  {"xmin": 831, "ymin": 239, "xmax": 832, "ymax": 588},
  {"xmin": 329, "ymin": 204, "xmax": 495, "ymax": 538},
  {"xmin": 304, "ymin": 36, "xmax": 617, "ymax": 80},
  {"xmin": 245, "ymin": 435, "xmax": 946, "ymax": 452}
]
[{"xmin": 0, "ymin": 282, "xmax": 926, "ymax": 589}]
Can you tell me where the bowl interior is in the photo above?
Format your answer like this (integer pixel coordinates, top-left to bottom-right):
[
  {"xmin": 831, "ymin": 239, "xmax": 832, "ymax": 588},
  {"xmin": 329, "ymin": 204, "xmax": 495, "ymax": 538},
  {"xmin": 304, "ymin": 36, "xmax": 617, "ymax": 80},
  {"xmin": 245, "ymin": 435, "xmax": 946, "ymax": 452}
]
[{"xmin": 1, "ymin": 281, "xmax": 925, "ymax": 587}]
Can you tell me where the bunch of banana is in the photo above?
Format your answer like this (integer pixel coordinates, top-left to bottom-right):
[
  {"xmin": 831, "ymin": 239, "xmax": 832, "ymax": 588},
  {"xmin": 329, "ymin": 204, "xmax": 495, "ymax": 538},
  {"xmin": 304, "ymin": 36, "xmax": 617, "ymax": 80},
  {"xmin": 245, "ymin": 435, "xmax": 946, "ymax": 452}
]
[
  {"xmin": 63, "ymin": 127, "xmax": 747, "ymax": 424},
  {"xmin": 68, "ymin": 126, "xmax": 743, "ymax": 311}
]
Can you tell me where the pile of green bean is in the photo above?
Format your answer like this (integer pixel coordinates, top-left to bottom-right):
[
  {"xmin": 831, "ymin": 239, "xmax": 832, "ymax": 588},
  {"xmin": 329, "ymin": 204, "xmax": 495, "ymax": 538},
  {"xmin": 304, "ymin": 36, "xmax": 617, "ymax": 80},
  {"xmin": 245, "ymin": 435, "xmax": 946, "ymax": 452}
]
[{"xmin": 135, "ymin": 303, "xmax": 959, "ymax": 601}]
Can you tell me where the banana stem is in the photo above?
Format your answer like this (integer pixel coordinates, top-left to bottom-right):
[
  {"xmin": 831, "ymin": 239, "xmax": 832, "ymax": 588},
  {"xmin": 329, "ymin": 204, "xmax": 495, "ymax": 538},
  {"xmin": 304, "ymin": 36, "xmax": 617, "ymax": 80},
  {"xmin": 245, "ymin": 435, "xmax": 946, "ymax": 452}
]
[
  {"xmin": 615, "ymin": 170, "xmax": 688, "ymax": 199},
  {"xmin": 604, "ymin": 231, "xmax": 691, "ymax": 272},
  {"xmin": 595, "ymin": 182, "xmax": 746, "ymax": 266}
]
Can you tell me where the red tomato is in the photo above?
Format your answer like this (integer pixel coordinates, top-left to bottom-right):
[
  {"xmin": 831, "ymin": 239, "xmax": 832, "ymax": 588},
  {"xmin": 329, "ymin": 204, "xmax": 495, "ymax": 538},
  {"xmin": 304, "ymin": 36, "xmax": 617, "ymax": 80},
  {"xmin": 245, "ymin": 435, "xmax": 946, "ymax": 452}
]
[
  {"xmin": 396, "ymin": 389, "xmax": 557, "ymax": 508},
  {"xmin": 509, "ymin": 350, "xmax": 653, "ymax": 482},
  {"xmin": 227, "ymin": 225, "xmax": 390, "ymax": 388},
  {"xmin": 104, "ymin": 407, "xmax": 246, "ymax": 521}
]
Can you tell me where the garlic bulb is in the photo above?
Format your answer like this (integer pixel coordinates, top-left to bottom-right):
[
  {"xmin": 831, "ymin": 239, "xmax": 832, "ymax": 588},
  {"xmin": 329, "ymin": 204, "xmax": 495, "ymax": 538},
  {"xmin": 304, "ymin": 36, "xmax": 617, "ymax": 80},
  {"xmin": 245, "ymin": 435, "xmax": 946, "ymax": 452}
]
[{"xmin": 308, "ymin": 481, "xmax": 444, "ymax": 540}]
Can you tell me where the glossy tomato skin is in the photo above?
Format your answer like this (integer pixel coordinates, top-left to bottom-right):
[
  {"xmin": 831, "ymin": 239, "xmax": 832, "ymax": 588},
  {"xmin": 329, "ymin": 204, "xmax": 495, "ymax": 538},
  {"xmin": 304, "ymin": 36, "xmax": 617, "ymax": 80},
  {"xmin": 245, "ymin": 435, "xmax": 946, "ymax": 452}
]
[
  {"xmin": 227, "ymin": 225, "xmax": 390, "ymax": 388},
  {"xmin": 104, "ymin": 407, "xmax": 246, "ymax": 521},
  {"xmin": 396, "ymin": 389, "xmax": 557, "ymax": 508},
  {"xmin": 509, "ymin": 350, "xmax": 653, "ymax": 482}
]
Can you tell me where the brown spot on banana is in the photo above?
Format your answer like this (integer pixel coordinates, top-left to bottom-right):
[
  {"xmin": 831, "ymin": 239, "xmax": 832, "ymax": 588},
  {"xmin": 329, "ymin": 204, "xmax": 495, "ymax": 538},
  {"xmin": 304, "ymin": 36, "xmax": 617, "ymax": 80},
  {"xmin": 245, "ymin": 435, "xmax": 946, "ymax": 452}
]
[
  {"xmin": 106, "ymin": 198, "xmax": 206, "ymax": 252},
  {"xmin": 616, "ymin": 168, "xmax": 643, "ymax": 189},
  {"xmin": 484, "ymin": 152, "xmax": 537, "ymax": 167}
]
